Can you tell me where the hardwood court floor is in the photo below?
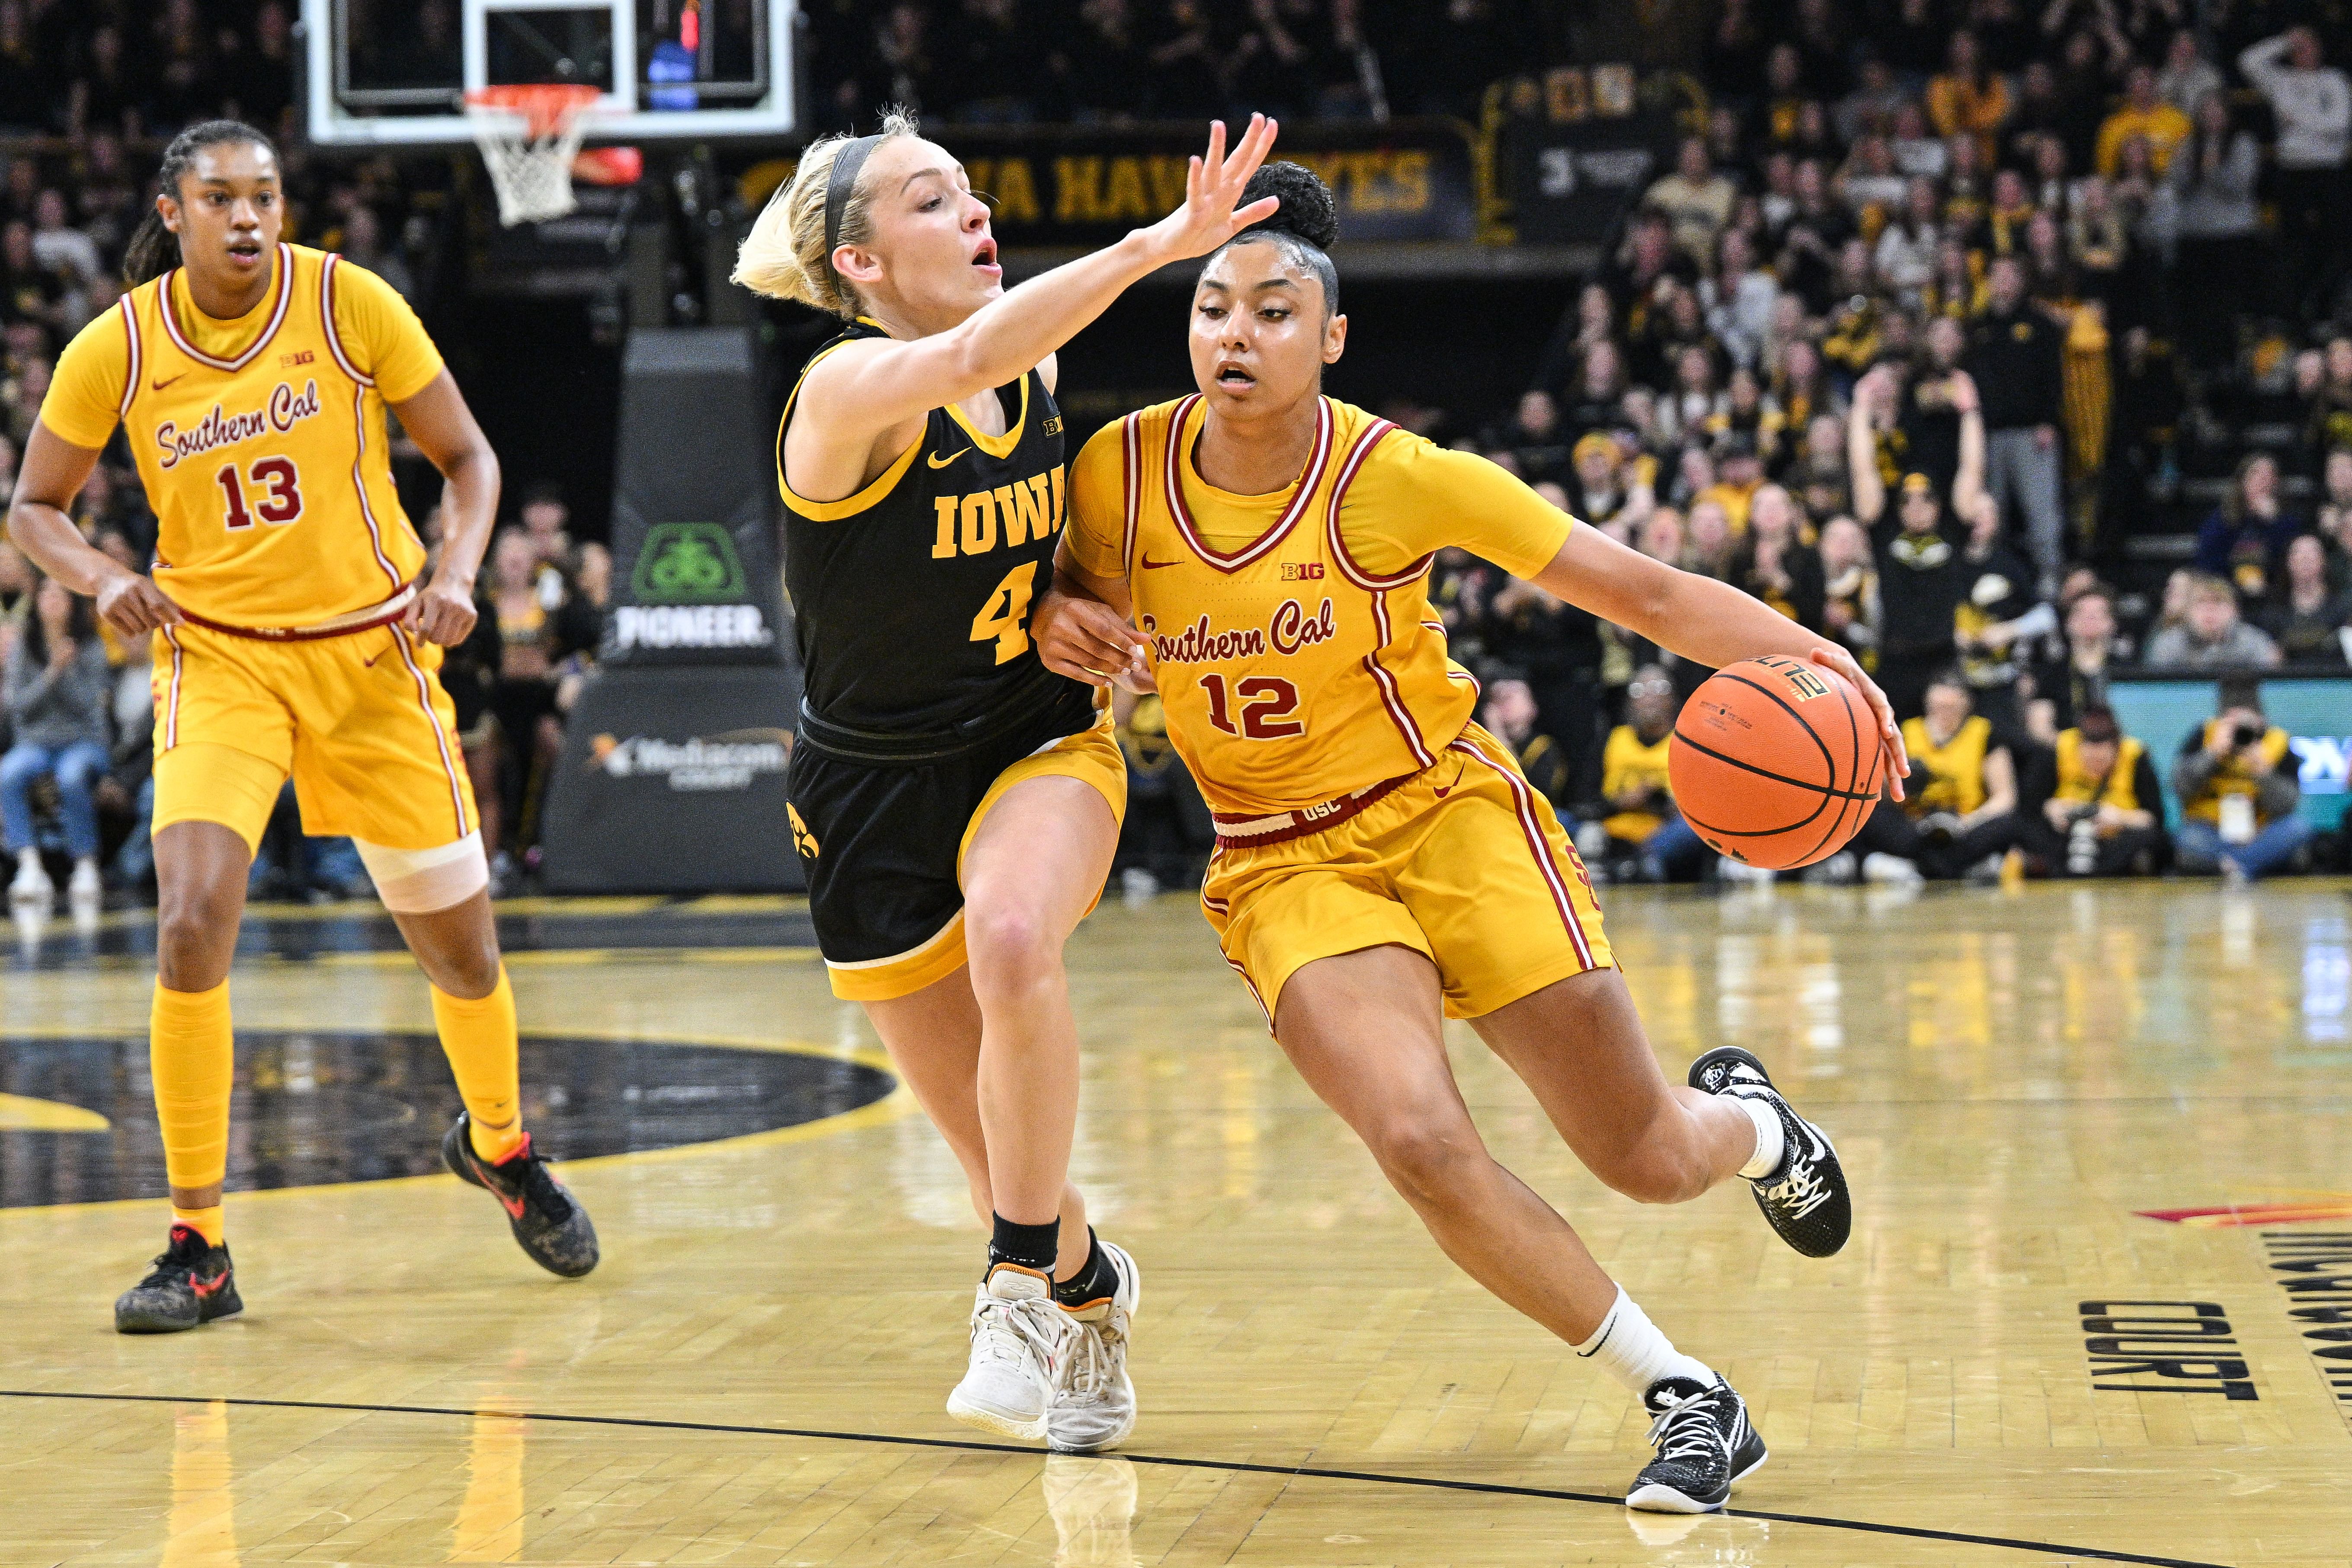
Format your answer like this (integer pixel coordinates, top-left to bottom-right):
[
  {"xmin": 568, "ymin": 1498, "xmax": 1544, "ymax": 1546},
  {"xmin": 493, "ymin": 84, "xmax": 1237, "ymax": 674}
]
[{"xmin": 3, "ymin": 880, "xmax": 2350, "ymax": 1567}]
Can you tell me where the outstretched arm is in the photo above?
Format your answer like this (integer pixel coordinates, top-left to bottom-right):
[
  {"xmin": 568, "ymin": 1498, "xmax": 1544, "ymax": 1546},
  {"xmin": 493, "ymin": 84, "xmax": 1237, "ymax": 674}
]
[
  {"xmin": 797, "ymin": 117, "xmax": 1280, "ymax": 449},
  {"xmin": 1951, "ymin": 370, "xmax": 1987, "ymax": 520},
  {"xmin": 1848, "ymin": 374, "xmax": 1888, "ymax": 527},
  {"xmin": 1532, "ymin": 525, "xmax": 1910, "ymax": 794}
]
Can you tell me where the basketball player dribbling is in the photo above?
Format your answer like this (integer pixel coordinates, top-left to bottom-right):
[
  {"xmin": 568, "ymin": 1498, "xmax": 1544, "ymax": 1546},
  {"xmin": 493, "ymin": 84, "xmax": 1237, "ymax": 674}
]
[
  {"xmin": 730, "ymin": 109, "xmax": 1280, "ymax": 1450},
  {"xmin": 7, "ymin": 122, "xmax": 597, "ymax": 1334},
  {"xmin": 1035, "ymin": 164, "xmax": 1912, "ymax": 1511}
]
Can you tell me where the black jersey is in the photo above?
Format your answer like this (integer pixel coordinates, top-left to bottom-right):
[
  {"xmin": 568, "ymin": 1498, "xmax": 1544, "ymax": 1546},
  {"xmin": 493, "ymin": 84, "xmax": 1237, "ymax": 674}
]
[{"xmin": 779, "ymin": 317, "xmax": 1093, "ymax": 758}]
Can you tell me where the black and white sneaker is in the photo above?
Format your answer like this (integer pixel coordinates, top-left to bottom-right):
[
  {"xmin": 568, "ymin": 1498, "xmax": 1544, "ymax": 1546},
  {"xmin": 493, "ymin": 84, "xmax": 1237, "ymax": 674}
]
[
  {"xmin": 1626, "ymin": 1373, "xmax": 1767, "ymax": 1513},
  {"xmin": 1689, "ymin": 1046, "xmax": 1851, "ymax": 1258}
]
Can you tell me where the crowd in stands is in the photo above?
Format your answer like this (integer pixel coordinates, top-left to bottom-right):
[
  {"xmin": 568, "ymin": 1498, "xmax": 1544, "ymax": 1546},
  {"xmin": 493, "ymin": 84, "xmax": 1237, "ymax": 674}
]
[
  {"xmin": 3, "ymin": 0, "xmax": 2346, "ymax": 904},
  {"xmin": 799, "ymin": 0, "xmax": 1523, "ymax": 128}
]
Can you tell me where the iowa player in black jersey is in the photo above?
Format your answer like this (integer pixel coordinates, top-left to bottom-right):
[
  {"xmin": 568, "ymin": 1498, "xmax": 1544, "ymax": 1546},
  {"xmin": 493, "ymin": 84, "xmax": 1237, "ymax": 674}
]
[{"xmin": 732, "ymin": 107, "xmax": 1279, "ymax": 1451}]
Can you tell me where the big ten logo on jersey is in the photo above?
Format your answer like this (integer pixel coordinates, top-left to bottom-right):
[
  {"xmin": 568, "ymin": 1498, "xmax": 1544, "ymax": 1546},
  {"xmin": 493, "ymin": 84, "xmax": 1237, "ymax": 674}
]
[
  {"xmin": 1280, "ymin": 562, "xmax": 1325, "ymax": 580},
  {"xmin": 154, "ymin": 380, "xmax": 320, "ymax": 470},
  {"xmin": 929, "ymin": 470, "xmax": 1065, "ymax": 560}
]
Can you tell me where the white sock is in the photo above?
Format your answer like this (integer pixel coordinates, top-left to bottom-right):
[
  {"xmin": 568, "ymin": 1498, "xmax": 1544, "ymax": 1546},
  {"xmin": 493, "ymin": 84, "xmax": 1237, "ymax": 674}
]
[
  {"xmin": 1573, "ymin": 1286, "xmax": 1715, "ymax": 1396},
  {"xmin": 16, "ymin": 847, "xmax": 38, "ymax": 873},
  {"xmin": 1734, "ymin": 1094, "xmax": 1784, "ymax": 1180}
]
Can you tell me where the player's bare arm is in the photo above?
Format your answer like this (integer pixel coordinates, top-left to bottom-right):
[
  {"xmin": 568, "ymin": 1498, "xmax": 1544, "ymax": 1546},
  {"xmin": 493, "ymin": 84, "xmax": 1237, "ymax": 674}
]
[
  {"xmin": 786, "ymin": 115, "xmax": 1280, "ymax": 501},
  {"xmin": 1531, "ymin": 524, "xmax": 1912, "ymax": 795},
  {"xmin": 6, "ymin": 420, "xmax": 183, "ymax": 638},
  {"xmin": 392, "ymin": 368, "xmax": 502, "ymax": 646},
  {"xmin": 1033, "ymin": 549, "xmax": 1147, "ymax": 688}
]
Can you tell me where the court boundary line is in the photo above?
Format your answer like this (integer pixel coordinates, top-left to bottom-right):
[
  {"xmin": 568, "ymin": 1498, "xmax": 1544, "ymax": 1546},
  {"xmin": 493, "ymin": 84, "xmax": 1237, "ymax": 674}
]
[{"xmin": 0, "ymin": 1388, "xmax": 2234, "ymax": 1568}]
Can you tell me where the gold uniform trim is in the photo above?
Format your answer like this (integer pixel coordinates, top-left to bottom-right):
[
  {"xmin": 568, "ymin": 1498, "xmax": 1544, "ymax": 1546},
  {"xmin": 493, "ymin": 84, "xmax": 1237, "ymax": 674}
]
[{"xmin": 775, "ymin": 338, "xmax": 925, "ymax": 522}]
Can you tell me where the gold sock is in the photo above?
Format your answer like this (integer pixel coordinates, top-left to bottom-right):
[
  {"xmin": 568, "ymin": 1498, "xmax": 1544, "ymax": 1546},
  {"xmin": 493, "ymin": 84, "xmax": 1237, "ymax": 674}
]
[
  {"xmin": 151, "ymin": 980, "xmax": 234, "ymax": 1238},
  {"xmin": 172, "ymin": 1206, "xmax": 225, "ymax": 1247},
  {"xmin": 431, "ymin": 969, "xmax": 526, "ymax": 1163}
]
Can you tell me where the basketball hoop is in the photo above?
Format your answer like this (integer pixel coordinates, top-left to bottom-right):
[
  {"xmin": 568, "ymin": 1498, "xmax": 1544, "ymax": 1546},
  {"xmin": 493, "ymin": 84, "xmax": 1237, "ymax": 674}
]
[{"xmin": 464, "ymin": 84, "xmax": 603, "ymax": 227}]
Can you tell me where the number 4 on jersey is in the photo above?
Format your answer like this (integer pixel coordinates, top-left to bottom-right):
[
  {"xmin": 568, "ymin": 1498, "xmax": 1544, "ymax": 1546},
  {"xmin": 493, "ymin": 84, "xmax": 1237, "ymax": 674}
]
[
  {"xmin": 216, "ymin": 457, "xmax": 304, "ymax": 531},
  {"xmin": 970, "ymin": 564, "xmax": 1037, "ymax": 665}
]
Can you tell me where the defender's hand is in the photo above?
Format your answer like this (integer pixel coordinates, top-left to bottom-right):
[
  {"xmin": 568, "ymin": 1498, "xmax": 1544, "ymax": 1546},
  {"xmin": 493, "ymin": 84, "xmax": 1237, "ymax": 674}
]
[
  {"xmin": 1806, "ymin": 643, "xmax": 1910, "ymax": 802},
  {"xmin": 95, "ymin": 570, "xmax": 183, "ymax": 639},
  {"xmin": 410, "ymin": 574, "xmax": 479, "ymax": 646},
  {"xmin": 1034, "ymin": 587, "xmax": 1150, "ymax": 691},
  {"xmin": 1136, "ymin": 115, "xmax": 1281, "ymax": 264}
]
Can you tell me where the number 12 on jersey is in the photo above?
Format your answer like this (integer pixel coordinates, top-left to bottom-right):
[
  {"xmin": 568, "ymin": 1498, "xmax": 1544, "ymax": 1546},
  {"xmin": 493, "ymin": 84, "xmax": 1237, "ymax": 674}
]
[{"xmin": 1199, "ymin": 672, "xmax": 1303, "ymax": 739}]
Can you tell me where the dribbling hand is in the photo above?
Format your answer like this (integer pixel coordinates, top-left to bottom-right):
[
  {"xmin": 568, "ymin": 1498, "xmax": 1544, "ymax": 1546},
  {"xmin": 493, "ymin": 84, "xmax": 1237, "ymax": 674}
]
[
  {"xmin": 94, "ymin": 570, "xmax": 183, "ymax": 640},
  {"xmin": 1136, "ymin": 114, "xmax": 1283, "ymax": 264},
  {"xmin": 1805, "ymin": 643, "xmax": 1910, "ymax": 802}
]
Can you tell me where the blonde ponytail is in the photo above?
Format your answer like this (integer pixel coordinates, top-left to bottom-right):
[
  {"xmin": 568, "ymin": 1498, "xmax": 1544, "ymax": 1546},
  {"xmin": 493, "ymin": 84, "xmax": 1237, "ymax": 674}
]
[{"xmin": 733, "ymin": 108, "xmax": 920, "ymax": 317}]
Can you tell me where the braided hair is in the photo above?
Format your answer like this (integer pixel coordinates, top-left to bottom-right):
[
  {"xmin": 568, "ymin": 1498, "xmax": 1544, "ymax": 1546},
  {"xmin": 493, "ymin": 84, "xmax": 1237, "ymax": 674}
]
[{"xmin": 122, "ymin": 119, "xmax": 277, "ymax": 286}]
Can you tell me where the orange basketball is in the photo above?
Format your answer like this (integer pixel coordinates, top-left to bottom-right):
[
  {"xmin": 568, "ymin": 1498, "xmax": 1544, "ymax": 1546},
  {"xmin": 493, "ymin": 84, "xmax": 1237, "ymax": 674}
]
[{"xmin": 1668, "ymin": 655, "xmax": 1885, "ymax": 870}]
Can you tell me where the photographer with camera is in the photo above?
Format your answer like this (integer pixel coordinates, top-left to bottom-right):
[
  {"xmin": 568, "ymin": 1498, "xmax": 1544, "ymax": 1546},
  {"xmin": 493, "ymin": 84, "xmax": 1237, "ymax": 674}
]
[
  {"xmin": 2014, "ymin": 706, "xmax": 2166, "ymax": 877},
  {"xmin": 2172, "ymin": 680, "xmax": 2313, "ymax": 881}
]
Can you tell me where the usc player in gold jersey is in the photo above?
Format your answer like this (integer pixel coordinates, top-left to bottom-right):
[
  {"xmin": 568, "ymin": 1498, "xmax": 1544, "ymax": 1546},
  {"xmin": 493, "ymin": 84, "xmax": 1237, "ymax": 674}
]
[
  {"xmin": 1036, "ymin": 165, "xmax": 1909, "ymax": 1514},
  {"xmin": 8, "ymin": 122, "xmax": 597, "ymax": 1334}
]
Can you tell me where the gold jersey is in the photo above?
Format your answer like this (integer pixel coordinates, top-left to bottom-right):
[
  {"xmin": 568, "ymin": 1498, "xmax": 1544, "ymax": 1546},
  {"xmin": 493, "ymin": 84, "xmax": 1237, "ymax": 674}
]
[
  {"xmin": 1068, "ymin": 395, "xmax": 1572, "ymax": 816},
  {"xmin": 41, "ymin": 244, "xmax": 443, "ymax": 627}
]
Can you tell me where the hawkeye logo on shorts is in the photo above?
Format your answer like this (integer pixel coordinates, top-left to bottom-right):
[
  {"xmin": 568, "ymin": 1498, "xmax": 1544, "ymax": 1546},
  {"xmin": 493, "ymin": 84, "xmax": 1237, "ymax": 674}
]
[{"xmin": 787, "ymin": 802, "xmax": 820, "ymax": 859}]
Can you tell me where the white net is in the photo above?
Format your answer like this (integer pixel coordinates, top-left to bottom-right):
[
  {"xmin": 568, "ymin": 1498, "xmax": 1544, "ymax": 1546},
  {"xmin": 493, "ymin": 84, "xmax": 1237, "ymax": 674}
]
[{"xmin": 465, "ymin": 90, "xmax": 597, "ymax": 227}]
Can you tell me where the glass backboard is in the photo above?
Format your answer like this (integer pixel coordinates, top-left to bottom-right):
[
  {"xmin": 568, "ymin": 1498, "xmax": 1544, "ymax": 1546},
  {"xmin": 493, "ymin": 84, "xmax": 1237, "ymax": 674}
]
[{"xmin": 306, "ymin": 0, "xmax": 793, "ymax": 145}]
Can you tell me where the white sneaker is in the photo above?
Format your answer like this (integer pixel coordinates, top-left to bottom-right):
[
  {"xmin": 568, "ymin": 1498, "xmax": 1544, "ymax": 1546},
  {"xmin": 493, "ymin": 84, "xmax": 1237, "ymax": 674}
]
[
  {"xmin": 66, "ymin": 859, "xmax": 101, "ymax": 918},
  {"xmin": 948, "ymin": 1264, "xmax": 1080, "ymax": 1441},
  {"xmin": 1716, "ymin": 858, "xmax": 1776, "ymax": 886},
  {"xmin": 8, "ymin": 857, "xmax": 53, "ymax": 917},
  {"xmin": 1802, "ymin": 851, "xmax": 1858, "ymax": 886},
  {"xmin": 1861, "ymin": 852, "xmax": 1924, "ymax": 886},
  {"xmin": 1048, "ymin": 1239, "xmax": 1140, "ymax": 1454},
  {"xmin": 1043, "ymin": 1455, "xmax": 1140, "ymax": 1567}
]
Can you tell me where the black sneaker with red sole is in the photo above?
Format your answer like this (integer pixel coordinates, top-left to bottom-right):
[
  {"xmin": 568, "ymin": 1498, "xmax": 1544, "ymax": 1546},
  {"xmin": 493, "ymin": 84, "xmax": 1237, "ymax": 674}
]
[
  {"xmin": 442, "ymin": 1114, "xmax": 600, "ymax": 1277},
  {"xmin": 115, "ymin": 1225, "xmax": 243, "ymax": 1334}
]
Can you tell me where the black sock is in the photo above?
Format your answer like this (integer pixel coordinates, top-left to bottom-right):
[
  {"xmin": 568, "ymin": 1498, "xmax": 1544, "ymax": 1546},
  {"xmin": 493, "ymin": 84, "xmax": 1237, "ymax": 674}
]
[
  {"xmin": 1053, "ymin": 1229, "xmax": 1120, "ymax": 1307},
  {"xmin": 987, "ymin": 1213, "xmax": 1059, "ymax": 1277}
]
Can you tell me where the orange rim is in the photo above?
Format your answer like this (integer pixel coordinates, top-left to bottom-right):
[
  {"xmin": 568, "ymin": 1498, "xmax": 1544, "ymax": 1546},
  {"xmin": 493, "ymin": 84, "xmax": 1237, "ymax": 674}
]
[{"xmin": 463, "ymin": 84, "xmax": 601, "ymax": 138}]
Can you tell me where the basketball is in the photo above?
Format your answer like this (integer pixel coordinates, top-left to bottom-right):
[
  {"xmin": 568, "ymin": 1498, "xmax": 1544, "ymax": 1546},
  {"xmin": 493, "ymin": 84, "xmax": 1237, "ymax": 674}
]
[{"xmin": 1669, "ymin": 656, "xmax": 1885, "ymax": 870}]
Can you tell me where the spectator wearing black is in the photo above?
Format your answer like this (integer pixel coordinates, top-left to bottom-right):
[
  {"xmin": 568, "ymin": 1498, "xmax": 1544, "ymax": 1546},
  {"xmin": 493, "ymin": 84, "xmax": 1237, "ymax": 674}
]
[
  {"xmin": 2026, "ymin": 582, "xmax": 2124, "ymax": 736},
  {"xmin": 2263, "ymin": 533, "xmax": 2352, "ymax": 664},
  {"xmin": 2014, "ymin": 704, "xmax": 2166, "ymax": 876},
  {"xmin": 2195, "ymin": 453, "xmax": 2302, "ymax": 607},
  {"xmin": 2240, "ymin": 27, "xmax": 2352, "ymax": 315},
  {"xmin": 1952, "ymin": 491, "xmax": 2050, "ymax": 746},
  {"xmin": 1479, "ymin": 668, "xmax": 1571, "ymax": 804},
  {"xmin": 1485, "ymin": 569, "xmax": 1606, "ymax": 804},
  {"xmin": 1728, "ymin": 483, "xmax": 1825, "ymax": 630},
  {"xmin": 2173, "ymin": 680, "xmax": 2313, "ymax": 880},
  {"xmin": 1967, "ymin": 256, "xmax": 2066, "ymax": 594},
  {"xmin": 2166, "ymin": 93, "xmax": 2263, "ymax": 368},
  {"xmin": 1850, "ymin": 362, "xmax": 1983, "ymax": 720}
]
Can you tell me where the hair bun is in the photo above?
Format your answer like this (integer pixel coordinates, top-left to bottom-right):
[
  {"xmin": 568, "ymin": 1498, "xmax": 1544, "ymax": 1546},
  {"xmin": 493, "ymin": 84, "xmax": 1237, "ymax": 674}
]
[{"xmin": 1236, "ymin": 162, "xmax": 1339, "ymax": 250}]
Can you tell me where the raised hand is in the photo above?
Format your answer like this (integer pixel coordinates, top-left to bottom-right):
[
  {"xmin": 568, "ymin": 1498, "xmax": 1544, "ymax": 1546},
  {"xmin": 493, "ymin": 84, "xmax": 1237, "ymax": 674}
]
[{"xmin": 1137, "ymin": 115, "xmax": 1282, "ymax": 264}]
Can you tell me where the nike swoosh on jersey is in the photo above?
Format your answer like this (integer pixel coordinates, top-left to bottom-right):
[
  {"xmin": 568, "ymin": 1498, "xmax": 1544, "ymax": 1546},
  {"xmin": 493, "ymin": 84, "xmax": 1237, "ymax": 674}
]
[
  {"xmin": 151, "ymin": 371, "xmax": 189, "ymax": 391},
  {"xmin": 927, "ymin": 448, "xmax": 971, "ymax": 468},
  {"xmin": 1140, "ymin": 557, "xmax": 1182, "ymax": 570}
]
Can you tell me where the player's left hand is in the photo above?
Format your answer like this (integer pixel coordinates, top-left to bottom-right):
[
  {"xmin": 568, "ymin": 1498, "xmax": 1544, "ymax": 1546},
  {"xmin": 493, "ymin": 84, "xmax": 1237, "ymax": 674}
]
[
  {"xmin": 1806, "ymin": 643, "xmax": 1910, "ymax": 801},
  {"xmin": 409, "ymin": 574, "xmax": 478, "ymax": 646}
]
